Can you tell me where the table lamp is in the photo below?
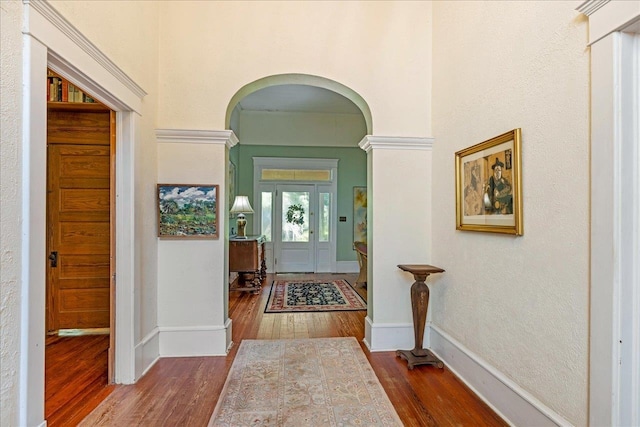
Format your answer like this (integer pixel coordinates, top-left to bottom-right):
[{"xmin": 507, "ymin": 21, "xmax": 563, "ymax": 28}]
[{"xmin": 230, "ymin": 195, "xmax": 254, "ymax": 238}]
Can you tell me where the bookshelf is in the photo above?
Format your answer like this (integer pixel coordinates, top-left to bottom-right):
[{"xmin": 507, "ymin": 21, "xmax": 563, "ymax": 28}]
[{"xmin": 47, "ymin": 69, "xmax": 107, "ymax": 109}]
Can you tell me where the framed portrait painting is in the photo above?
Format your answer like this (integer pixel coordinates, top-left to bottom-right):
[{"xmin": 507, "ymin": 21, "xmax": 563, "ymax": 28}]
[
  {"xmin": 157, "ymin": 184, "xmax": 219, "ymax": 239},
  {"xmin": 455, "ymin": 129, "xmax": 523, "ymax": 235},
  {"xmin": 353, "ymin": 186, "xmax": 367, "ymax": 243}
]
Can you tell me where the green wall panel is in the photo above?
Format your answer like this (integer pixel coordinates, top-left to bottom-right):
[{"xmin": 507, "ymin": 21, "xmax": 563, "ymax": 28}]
[{"xmin": 235, "ymin": 145, "xmax": 366, "ymax": 262}]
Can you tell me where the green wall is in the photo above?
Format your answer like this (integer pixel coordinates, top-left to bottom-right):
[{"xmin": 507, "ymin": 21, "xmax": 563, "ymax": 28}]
[{"xmin": 234, "ymin": 144, "xmax": 366, "ymax": 262}]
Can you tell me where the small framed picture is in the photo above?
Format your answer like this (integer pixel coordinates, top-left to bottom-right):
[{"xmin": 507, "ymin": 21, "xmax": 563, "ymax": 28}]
[
  {"xmin": 455, "ymin": 129, "xmax": 523, "ymax": 235},
  {"xmin": 157, "ymin": 184, "xmax": 219, "ymax": 239}
]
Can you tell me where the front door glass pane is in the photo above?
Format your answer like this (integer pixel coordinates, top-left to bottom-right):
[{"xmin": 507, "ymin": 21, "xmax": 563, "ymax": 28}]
[
  {"xmin": 282, "ymin": 191, "xmax": 309, "ymax": 242},
  {"xmin": 319, "ymin": 192, "xmax": 330, "ymax": 242},
  {"xmin": 261, "ymin": 191, "xmax": 272, "ymax": 241}
]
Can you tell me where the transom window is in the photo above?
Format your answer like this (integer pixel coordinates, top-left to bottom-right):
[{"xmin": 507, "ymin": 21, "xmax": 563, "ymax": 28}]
[{"xmin": 261, "ymin": 169, "xmax": 332, "ymax": 181}]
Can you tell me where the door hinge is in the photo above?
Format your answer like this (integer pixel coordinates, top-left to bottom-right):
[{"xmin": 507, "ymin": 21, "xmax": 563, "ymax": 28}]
[
  {"xmin": 112, "ymin": 273, "xmax": 116, "ymax": 283},
  {"xmin": 275, "ymin": 258, "xmax": 277, "ymax": 265}
]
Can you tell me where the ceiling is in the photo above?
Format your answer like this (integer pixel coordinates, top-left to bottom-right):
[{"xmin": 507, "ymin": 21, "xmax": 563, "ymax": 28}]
[{"xmin": 236, "ymin": 84, "xmax": 362, "ymax": 115}]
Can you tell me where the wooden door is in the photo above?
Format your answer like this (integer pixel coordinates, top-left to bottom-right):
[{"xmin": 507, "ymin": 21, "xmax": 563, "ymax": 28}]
[{"xmin": 46, "ymin": 106, "xmax": 113, "ymax": 332}]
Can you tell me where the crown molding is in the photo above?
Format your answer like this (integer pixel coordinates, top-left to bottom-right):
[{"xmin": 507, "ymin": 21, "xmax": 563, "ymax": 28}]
[
  {"xmin": 576, "ymin": 0, "xmax": 610, "ymax": 16},
  {"xmin": 156, "ymin": 129, "xmax": 239, "ymax": 148},
  {"xmin": 24, "ymin": 0, "xmax": 147, "ymax": 100},
  {"xmin": 358, "ymin": 135, "xmax": 434, "ymax": 153}
]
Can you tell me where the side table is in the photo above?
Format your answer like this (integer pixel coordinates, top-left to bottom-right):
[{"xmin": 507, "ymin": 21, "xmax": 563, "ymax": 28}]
[{"xmin": 396, "ymin": 264, "xmax": 445, "ymax": 370}]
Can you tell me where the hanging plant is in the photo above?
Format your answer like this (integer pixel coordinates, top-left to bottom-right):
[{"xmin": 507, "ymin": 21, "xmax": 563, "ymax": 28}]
[{"xmin": 286, "ymin": 204, "xmax": 305, "ymax": 226}]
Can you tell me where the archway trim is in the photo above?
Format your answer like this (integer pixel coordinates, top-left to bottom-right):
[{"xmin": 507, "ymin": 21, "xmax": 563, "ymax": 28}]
[{"xmin": 225, "ymin": 74, "xmax": 373, "ymax": 134}]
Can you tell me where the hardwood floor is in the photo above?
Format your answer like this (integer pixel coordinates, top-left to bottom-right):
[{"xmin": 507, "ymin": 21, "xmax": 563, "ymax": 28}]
[
  {"xmin": 45, "ymin": 334, "xmax": 114, "ymax": 426},
  {"xmin": 69, "ymin": 273, "xmax": 506, "ymax": 426}
]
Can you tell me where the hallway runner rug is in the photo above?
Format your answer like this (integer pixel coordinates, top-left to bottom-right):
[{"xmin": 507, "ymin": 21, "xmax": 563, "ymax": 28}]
[
  {"xmin": 265, "ymin": 279, "xmax": 366, "ymax": 313},
  {"xmin": 207, "ymin": 337, "xmax": 402, "ymax": 427}
]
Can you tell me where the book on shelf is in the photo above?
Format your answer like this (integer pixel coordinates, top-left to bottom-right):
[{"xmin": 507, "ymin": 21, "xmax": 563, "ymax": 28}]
[{"xmin": 47, "ymin": 69, "xmax": 97, "ymax": 104}]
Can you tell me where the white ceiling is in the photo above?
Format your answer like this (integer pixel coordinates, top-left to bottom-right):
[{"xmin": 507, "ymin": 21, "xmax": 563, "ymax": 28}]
[{"xmin": 237, "ymin": 84, "xmax": 361, "ymax": 114}]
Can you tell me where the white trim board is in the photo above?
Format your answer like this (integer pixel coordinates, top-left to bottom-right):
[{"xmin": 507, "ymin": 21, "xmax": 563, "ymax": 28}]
[
  {"xmin": 429, "ymin": 325, "xmax": 572, "ymax": 427},
  {"xmin": 20, "ymin": 1, "xmax": 146, "ymax": 423},
  {"xmin": 364, "ymin": 317, "xmax": 416, "ymax": 352},
  {"xmin": 134, "ymin": 327, "xmax": 160, "ymax": 380},
  {"xmin": 159, "ymin": 322, "xmax": 231, "ymax": 357}
]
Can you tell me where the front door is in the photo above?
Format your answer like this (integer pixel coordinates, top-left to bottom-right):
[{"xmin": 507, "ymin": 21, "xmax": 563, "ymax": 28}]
[{"xmin": 274, "ymin": 184, "xmax": 315, "ymax": 272}]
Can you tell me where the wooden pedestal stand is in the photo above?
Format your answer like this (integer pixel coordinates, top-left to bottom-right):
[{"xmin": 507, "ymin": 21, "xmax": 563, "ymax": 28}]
[{"xmin": 396, "ymin": 264, "xmax": 445, "ymax": 370}]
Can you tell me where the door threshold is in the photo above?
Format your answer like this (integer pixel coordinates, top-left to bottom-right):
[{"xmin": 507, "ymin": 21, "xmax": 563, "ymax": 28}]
[{"xmin": 58, "ymin": 328, "xmax": 110, "ymax": 336}]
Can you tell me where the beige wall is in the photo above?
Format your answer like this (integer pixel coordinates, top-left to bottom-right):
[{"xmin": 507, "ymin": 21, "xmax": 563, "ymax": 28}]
[
  {"xmin": 431, "ymin": 1, "xmax": 589, "ymax": 424},
  {"xmin": 156, "ymin": 1, "xmax": 432, "ymax": 136},
  {"xmin": 1, "ymin": 0, "xmax": 593, "ymax": 424},
  {"xmin": 0, "ymin": 1, "xmax": 24, "ymax": 424}
]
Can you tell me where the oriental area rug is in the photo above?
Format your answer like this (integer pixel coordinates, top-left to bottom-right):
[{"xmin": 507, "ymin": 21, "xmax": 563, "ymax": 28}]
[
  {"xmin": 265, "ymin": 280, "xmax": 366, "ymax": 313},
  {"xmin": 207, "ymin": 338, "xmax": 403, "ymax": 427}
]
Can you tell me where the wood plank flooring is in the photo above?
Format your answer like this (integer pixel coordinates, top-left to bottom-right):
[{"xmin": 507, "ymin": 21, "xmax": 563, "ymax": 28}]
[
  {"xmin": 53, "ymin": 274, "xmax": 506, "ymax": 426},
  {"xmin": 45, "ymin": 334, "xmax": 114, "ymax": 426}
]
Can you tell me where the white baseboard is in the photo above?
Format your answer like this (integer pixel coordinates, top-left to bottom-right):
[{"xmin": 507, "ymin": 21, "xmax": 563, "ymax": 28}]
[
  {"xmin": 159, "ymin": 323, "xmax": 231, "ymax": 357},
  {"xmin": 429, "ymin": 324, "xmax": 572, "ymax": 427},
  {"xmin": 135, "ymin": 327, "xmax": 160, "ymax": 380},
  {"xmin": 364, "ymin": 316, "xmax": 416, "ymax": 352},
  {"xmin": 336, "ymin": 261, "xmax": 359, "ymax": 273},
  {"xmin": 225, "ymin": 318, "xmax": 233, "ymax": 352}
]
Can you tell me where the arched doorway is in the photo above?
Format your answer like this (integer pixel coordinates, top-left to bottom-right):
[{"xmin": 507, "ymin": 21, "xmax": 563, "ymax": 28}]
[{"xmin": 224, "ymin": 74, "xmax": 371, "ymax": 315}]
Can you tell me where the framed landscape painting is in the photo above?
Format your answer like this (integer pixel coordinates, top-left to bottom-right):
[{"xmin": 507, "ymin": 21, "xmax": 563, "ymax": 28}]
[
  {"xmin": 157, "ymin": 184, "xmax": 219, "ymax": 239},
  {"xmin": 455, "ymin": 129, "xmax": 523, "ymax": 235}
]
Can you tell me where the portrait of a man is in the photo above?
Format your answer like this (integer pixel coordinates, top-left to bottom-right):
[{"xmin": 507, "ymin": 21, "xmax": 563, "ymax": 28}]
[{"xmin": 484, "ymin": 157, "xmax": 513, "ymax": 214}]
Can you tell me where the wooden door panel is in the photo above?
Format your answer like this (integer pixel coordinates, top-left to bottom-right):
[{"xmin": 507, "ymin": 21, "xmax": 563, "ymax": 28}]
[
  {"xmin": 48, "ymin": 110, "xmax": 111, "ymax": 145},
  {"xmin": 60, "ymin": 189, "xmax": 110, "ymax": 211},
  {"xmin": 58, "ymin": 222, "xmax": 110, "ymax": 250},
  {"xmin": 59, "ymin": 156, "xmax": 110, "ymax": 178},
  {"xmin": 59, "ymin": 289, "xmax": 110, "ymax": 310},
  {"xmin": 59, "ymin": 254, "xmax": 110, "ymax": 280},
  {"xmin": 47, "ymin": 131, "xmax": 111, "ymax": 330}
]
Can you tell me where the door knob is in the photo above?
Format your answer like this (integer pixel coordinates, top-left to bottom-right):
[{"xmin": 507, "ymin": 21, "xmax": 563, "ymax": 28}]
[{"xmin": 49, "ymin": 251, "xmax": 58, "ymax": 267}]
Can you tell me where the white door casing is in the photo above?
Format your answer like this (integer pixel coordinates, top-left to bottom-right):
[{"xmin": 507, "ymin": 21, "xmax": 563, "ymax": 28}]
[
  {"xmin": 577, "ymin": 1, "xmax": 640, "ymax": 425},
  {"xmin": 253, "ymin": 157, "xmax": 338, "ymax": 273}
]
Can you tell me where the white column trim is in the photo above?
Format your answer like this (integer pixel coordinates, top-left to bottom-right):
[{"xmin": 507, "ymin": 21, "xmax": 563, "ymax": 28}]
[
  {"xmin": 358, "ymin": 135, "xmax": 434, "ymax": 153},
  {"xmin": 579, "ymin": 2, "xmax": 640, "ymax": 425},
  {"xmin": 156, "ymin": 129, "xmax": 239, "ymax": 148},
  {"xmin": 158, "ymin": 320, "xmax": 232, "ymax": 357}
]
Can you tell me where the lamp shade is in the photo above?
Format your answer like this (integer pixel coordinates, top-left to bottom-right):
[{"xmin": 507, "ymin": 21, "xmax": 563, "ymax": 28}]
[{"xmin": 230, "ymin": 195, "xmax": 254, "ymax": 214}]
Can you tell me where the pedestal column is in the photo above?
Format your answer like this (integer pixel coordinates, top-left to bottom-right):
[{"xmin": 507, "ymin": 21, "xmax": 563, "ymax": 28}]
[{"xmin": 396, "ymin": 264, "xmax": 445, "ymax": 369}]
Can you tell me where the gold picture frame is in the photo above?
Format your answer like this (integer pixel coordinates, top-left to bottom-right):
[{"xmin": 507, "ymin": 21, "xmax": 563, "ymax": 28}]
[{"xmin": 455, "ymin": 129, "xmax": 523, "ymax": 235}]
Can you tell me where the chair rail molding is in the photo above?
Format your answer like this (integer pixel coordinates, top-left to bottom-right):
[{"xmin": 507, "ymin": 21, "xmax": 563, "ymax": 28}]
[
  {"xmin": 156, "ymin": 129, "xmax": 239, "ymax": 148},
  {"xmin": 358, "ymin": 135, "xmax": 434, "ymax": 153}
]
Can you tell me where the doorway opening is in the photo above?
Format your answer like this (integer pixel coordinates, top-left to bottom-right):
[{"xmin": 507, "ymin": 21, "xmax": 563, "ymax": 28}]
[
  {"xmin": 254, "ymin": 157, "xmax": 339, "ymax": 273},
  {"xmin": 44, "ymin": 71, "xmax": 115, "ymax": 425}
]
